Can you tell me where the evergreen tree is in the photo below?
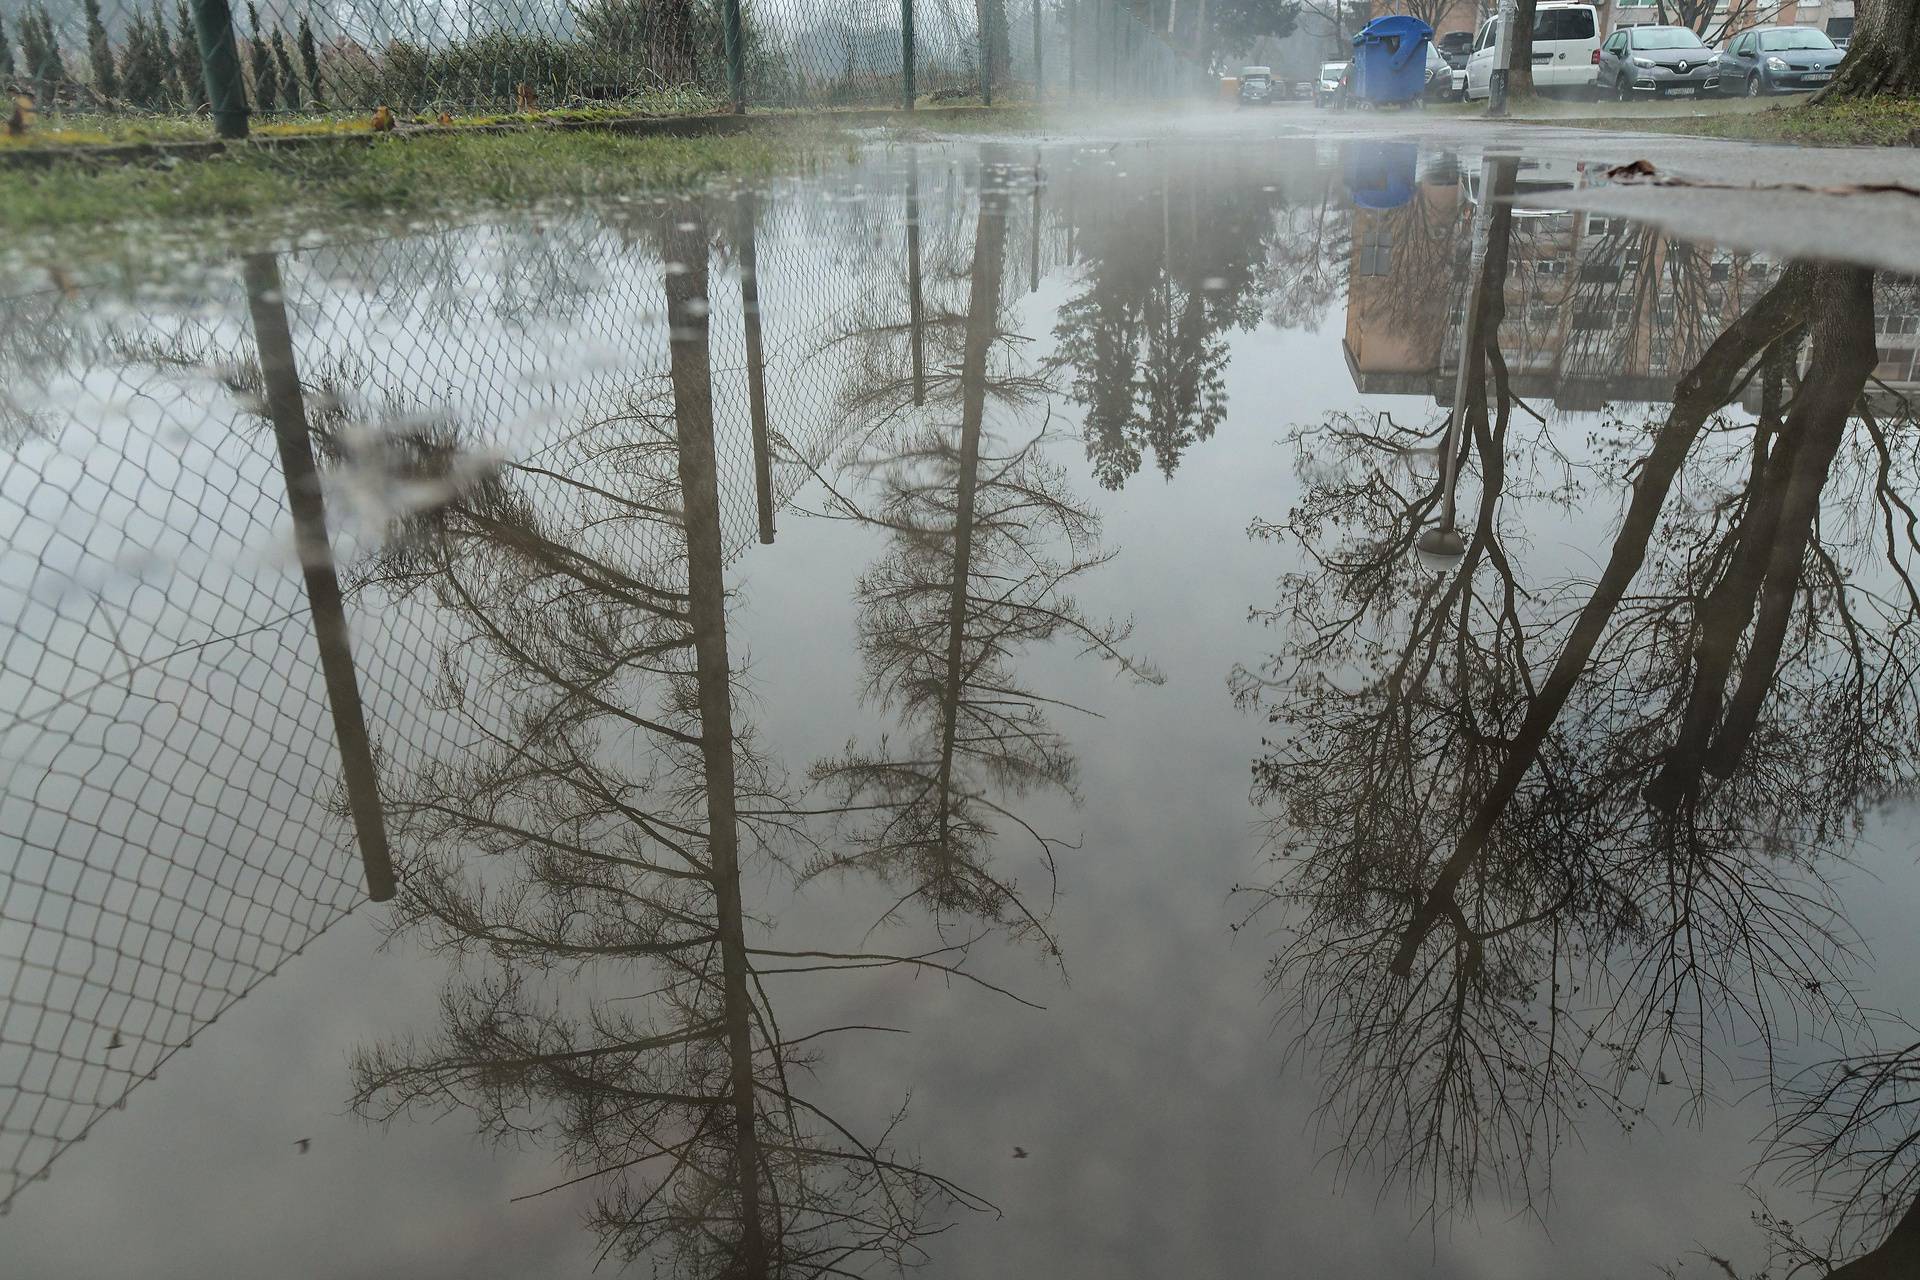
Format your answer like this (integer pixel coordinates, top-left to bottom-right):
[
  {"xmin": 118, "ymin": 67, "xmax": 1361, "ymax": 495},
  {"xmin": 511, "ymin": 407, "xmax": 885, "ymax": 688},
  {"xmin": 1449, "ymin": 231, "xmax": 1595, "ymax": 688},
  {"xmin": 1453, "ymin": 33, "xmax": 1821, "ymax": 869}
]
[
  {"xmin": 154, "ymin": 2, "xmax": 186, "ymax": 106},
  {"xmin": 119, "ymin": 9, "xmax": 165, "ymax": 106},
  {"xmin": 270, "ymin": 26, "xmax": 299, "ymax": 109},
  {"xmin": 0, "ymin": 13, "xmax": 15, "ymax": 81},
  {"xmin": 296, "ymin": 15, "xmax": 322, "ymax": 108},
  {"xmin": 247, "ymin": 2, "xmax": 275, "ymax": 111},
  {"xmin": 174, "ymin": 0, "xmax": 205, "ymax": 108},
  {"xmin": 85, "ymin": 0, "xmax": 118, "ymax": 98},
  {"xmin": 21, "ymin": 5, "xmax": 65, "ymax": 86}
]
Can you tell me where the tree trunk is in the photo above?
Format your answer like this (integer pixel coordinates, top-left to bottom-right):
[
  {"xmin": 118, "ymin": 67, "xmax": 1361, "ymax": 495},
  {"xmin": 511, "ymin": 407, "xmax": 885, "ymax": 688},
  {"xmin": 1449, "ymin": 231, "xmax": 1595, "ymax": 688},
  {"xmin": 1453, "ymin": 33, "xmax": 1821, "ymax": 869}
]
[
  {"xmin": 662, "ymin": 209, "xmax": 771, "ymax": 1280},
  {"xmin": 1829, "ymin": 1189, "xmax": 1920, "ymax": 1279},
  {"xmin": 1814, "ymin": 0, "xmax": 1920, "ymax": 100},
  {"xmin": 1506, "ymin": 0, "xmax": 1537, "ymax": 95}
]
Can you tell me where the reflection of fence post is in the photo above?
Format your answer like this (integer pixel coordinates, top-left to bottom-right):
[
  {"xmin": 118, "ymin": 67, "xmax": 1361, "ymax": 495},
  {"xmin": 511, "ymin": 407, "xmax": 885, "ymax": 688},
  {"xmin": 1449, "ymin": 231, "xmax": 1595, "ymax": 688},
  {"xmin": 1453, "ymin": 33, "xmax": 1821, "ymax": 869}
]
[
  {"xmin": 722, "ymin": 0, "xmax": 747, "ymax": 113},
  {"xmin": 1029, "ymin": 151, "xmax": 1041, "ymax": 293},
  {"xmin": 903, "ymin": 0, "xmax": 916, "ymax": 108},
  {"xmin": 908, "ymin": 152, "xmax": 927, "ymax": 406},
  {"xmin": 242, "ymin": 253, "xmax": 396, "ymax": 903},
  {"xmin": 188, "ymin": 0, "xmax": 249, "ymax": 139},
  {"xmin": 735, "ymin": 194, "xmax": 776, "ymax": 545}
]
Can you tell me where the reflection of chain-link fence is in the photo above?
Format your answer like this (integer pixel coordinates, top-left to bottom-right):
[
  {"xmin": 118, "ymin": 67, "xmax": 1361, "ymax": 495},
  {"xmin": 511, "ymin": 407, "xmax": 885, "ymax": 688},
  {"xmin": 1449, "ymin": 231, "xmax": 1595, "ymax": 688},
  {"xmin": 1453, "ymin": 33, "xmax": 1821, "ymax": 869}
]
[
  {"xmin": 0, "ymin": 0, "xmax": 1207, "ymax": 139},
  {"xmin": 0, "ymin": 152, "xmax": 1065, "ymax": 1212}
]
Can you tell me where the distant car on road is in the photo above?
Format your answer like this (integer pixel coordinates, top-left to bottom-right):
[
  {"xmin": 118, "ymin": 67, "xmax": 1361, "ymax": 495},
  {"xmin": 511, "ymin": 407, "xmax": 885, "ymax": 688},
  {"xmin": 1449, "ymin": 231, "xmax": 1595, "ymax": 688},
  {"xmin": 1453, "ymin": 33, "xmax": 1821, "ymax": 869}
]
[
  {"xmin": 1596, "ymin": 24, "xmax": 1722, "ymax": 99},
  {"xmin": 1718, "ymin": 26, "xmax": 1844, "ymax": 95},
  {"xmin": 1237, "ymin": 65, "xmax": 1278, "ymax": 105},
  {"xmin": 1314, "ymin": 61, "xmax": 1351, "ymax": 108},
  {"xmin": 1435, "ymin": 29, "xmax": 1474, "ymax": 67}
]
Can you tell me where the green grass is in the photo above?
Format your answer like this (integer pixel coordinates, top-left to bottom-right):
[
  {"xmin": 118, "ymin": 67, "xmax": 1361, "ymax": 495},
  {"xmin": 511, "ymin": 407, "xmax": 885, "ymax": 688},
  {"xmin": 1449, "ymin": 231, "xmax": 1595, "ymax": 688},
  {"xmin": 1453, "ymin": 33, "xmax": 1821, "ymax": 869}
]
[{"xmin": 0, "ymin": 122, "xmax": 856, "ymax": 242}]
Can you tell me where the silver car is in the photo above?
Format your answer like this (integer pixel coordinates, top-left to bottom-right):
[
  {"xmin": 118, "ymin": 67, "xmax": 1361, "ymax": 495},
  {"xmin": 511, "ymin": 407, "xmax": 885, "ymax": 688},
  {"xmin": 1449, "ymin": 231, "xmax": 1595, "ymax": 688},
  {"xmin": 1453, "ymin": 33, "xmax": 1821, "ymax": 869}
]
[{"xmin": 1596, "ymin": 24, "xmax": 1722, "ymax": 100}]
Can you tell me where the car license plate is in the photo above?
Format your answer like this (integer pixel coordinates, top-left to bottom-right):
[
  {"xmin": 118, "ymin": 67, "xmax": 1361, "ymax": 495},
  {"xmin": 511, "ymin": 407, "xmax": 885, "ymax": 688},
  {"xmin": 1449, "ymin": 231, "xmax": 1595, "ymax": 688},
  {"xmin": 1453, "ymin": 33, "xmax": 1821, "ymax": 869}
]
[
  {"xmin": 1806, "ymin": 72, "xmax": 1832, "ymax": 81},
  {"xmin": 1669, "ymin": 87, "xmax": 1695, "ymax": 96}
]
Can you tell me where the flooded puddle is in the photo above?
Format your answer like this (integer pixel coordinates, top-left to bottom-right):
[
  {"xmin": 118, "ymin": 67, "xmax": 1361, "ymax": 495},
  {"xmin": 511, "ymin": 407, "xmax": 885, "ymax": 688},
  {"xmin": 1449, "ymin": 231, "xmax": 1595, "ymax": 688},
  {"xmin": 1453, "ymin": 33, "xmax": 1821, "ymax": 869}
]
[{"xmin": 3, "ymin": 136, "xmax": 1918, "ymax": 1277}]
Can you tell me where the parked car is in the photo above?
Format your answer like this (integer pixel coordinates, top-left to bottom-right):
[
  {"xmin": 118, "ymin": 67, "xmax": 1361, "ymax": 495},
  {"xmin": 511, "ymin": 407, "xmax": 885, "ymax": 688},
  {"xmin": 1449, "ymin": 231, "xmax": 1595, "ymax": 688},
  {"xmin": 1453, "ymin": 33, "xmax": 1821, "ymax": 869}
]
[
  {"xmin": 1424, "ymin": 43, "xmax": 1461, "ymax": 101},
  {"xmin": 1435, "ymin": 29, "xmax": 1474, "ymax": 67},
  {"xmin": 1464, "ymin": 3, "xmax": 1601, "ymax": 100},
  {"xmin": 1596, "ymin": 24, "xmax": 1722, "ymax": 99},
  {"xmin": 1237, "ymin": 65, "xmax": 1277, "ymax": 105},
  {"xmin": 1718, "ymin": 26, "xmax": 1844, "ymax": 95},
  {"xmin": 1313, "ymin": 61, "xmax": 1350, "ymax": 108}
]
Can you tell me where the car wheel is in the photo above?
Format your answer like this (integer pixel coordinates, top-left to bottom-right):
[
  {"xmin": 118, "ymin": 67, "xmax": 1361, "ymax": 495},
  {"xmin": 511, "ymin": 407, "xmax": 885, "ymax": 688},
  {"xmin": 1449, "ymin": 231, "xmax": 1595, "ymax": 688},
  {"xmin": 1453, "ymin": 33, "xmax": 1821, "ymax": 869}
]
[
  {"xmin": 1616, "ymin": 73, "xmax": 1633, "ymax": 102},
  {"xmin": 1746, "ymin": 72, "xmax": 1763, "ymax": 97}
]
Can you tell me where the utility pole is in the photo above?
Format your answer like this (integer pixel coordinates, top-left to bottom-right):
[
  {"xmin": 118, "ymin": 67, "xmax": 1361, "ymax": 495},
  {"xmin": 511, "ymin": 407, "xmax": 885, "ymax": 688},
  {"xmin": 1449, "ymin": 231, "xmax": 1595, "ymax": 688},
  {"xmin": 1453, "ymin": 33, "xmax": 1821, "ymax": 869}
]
[{"xmin": 1488, "ymin": 0, "xmax": 1516, "ymax": 115}]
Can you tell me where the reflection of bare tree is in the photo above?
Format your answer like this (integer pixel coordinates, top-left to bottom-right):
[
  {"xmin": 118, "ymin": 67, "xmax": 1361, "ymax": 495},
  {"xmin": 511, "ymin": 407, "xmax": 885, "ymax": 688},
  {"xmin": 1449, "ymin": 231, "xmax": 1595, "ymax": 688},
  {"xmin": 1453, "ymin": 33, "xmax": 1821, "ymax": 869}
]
[
  {"xmin": 346, "ymin": 205, "xmax": 993, "ymax": 1278},
  {"xmin": 1264, "ymin": 170, "xmax": 1350, "ymax": 334},
  {"xmin": 1237, "ymin": 233, "xmax": 1917, "ymax": 1241},
  {"xmin": 809, "ymin": 180, "xmax": 1161, "ymax": 954}
]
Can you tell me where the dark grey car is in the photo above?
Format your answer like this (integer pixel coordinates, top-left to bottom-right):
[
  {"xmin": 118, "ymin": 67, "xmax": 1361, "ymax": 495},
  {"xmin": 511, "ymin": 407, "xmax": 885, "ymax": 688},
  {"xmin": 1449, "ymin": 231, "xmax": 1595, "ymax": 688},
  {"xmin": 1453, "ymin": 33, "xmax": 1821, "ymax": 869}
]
[
  {"xmin": 1596, "ymin": 24, "xmax": 1722, "ymax": 100},
  {"xmin": 1719, "ymin": 26, "xmax": 1845, "ymax": 96}
]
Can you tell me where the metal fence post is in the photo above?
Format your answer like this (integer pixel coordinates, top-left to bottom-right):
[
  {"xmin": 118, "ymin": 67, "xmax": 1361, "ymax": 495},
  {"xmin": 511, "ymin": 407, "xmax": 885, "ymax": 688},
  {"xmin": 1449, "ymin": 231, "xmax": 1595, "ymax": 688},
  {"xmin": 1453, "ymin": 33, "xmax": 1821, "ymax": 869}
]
[
  {"xmin": 981, "ymin": 3, "xmax": 994, "ymax": 105},
  {"xmin": 1033, "ymin": 0, "xmax": 1043, "ymax": 99},
  {"xmin": 187, "ymin": 0, "xmax": 249, "ymax": 139},
  {"xmin": 903, "ymin": 0, "xmax": 916, "ymax": 109},
  {"xmin": 722, "ymin": 0, "xmax": 747, "ymax": 113},
  {"xmin": 1067, "ymin": 0, "xmax": 1078, "ymax": 99}
]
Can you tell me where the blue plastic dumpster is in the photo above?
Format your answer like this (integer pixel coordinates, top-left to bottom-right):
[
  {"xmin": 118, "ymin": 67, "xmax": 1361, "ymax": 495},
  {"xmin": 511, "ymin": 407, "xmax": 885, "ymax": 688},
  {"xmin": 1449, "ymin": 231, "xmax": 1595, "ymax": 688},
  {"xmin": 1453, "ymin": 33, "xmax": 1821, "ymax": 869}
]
[{"xmin": 1350, "ymin": 14, "xmax": 1434, "ymax": 105}]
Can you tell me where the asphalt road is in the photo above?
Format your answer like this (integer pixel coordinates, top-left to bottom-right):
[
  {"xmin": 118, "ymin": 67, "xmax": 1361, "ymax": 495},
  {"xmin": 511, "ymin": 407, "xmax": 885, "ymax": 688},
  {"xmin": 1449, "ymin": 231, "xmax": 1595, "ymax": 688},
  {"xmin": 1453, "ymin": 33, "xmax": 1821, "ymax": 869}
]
[{"xmin": 949, "ymin": 100, "xmax": 1920, "ymax": 274}]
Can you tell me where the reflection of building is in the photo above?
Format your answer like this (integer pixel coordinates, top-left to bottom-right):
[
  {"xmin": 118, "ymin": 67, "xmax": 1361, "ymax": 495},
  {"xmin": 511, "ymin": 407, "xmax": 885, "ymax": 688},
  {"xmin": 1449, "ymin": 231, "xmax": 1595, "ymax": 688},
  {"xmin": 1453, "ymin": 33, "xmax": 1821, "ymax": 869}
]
[{"xmin": 1343, "ymin": 158, "xmax": 1767, "ymax": 411}]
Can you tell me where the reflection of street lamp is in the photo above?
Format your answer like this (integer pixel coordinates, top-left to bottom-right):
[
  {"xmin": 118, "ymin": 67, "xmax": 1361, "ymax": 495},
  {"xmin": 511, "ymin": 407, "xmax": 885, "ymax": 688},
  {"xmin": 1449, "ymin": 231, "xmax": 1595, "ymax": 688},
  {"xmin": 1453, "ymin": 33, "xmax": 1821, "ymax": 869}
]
[{"xmin": 1418, "ymin": 155, "xmax": 1497, "ymax": 571}]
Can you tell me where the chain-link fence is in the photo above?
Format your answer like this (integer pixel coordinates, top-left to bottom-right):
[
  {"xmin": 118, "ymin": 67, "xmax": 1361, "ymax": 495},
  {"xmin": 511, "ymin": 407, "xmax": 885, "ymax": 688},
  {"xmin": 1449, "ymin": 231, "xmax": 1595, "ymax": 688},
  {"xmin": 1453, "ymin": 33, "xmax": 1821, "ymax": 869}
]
[
  {"xmin": 0, "ymin": 151, "xmax": 1073, "ymax": 1214},
  {"xmin": 0, "ymin": 0, "xmax": 1208, "ymax": 142}
]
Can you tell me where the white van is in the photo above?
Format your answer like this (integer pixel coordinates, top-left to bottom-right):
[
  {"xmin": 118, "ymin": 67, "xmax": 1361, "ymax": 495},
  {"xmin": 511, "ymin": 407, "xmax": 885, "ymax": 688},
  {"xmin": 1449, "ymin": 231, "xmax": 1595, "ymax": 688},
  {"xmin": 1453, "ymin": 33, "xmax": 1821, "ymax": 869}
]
[{"xmin": 1464, "ymin": 3, "xmax": 1602, "ymax": 99}]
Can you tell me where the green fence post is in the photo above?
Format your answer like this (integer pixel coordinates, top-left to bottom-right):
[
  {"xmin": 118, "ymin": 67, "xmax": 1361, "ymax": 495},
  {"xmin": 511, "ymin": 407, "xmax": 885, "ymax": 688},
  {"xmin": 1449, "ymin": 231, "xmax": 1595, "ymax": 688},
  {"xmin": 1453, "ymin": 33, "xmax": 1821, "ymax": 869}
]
[
  {"xmin": 722, "ymin": 0, "xmax": 747, "ymax": 113},
  {"xmin": 903, "ymin": 0, "xmax": 916, "ymax": 109},
  {"xmin": 1067, "ymin": 0, "xmax": 1078, "ymax": 99},
  {"xmin": 980, "ymin": 5, "xmax": 994, "ymax": 106},
  {"xmin": 1032, "ymin": 0, "xmax": 1043, "ymax": 99},
  {"xmin": 188, "ymin": 0, "xmax": 248, "ymax": 139}
]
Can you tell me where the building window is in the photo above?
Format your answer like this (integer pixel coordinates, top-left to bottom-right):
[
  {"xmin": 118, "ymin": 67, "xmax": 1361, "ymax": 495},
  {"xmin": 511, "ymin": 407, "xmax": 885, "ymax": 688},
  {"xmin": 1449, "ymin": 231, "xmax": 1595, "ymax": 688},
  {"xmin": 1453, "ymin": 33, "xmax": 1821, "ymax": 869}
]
[{"xmin": 1357, "ymin": 223, "xmax": 1393, "ymax": 276}]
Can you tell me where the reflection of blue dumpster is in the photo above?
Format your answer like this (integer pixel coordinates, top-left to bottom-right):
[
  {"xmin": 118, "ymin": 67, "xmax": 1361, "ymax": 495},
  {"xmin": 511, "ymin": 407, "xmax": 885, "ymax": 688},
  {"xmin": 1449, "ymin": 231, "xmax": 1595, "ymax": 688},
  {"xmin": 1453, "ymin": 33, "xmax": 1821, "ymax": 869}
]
[
  {"xmin": 1345, "ymin": 141, "xmax": 1419, "ymax": 210},
  {"xmin": 1350, "ymin": 14, "xmax": 1434, "ymax": 105}
]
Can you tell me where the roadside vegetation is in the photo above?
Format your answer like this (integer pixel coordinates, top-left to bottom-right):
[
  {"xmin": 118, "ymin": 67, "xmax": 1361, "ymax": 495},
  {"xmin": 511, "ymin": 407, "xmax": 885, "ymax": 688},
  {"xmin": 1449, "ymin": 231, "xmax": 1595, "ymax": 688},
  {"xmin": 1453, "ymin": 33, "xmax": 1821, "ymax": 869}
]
[
  {"xmin": 0, "ymin": 122, "xmax": 852, "ymax": 234},
  {"xmin": 1497, "ymin": 94, "xmax": 1920, "ymax": 147}
]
